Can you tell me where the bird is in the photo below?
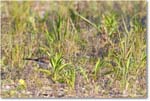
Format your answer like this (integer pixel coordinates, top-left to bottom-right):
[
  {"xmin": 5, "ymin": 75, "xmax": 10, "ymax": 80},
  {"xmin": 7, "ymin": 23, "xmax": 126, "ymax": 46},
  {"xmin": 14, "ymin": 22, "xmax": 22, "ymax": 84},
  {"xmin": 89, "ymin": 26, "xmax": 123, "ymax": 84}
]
[{"xmin": 23, "ymin": 57, "xmax": 51, "ymax": 69}]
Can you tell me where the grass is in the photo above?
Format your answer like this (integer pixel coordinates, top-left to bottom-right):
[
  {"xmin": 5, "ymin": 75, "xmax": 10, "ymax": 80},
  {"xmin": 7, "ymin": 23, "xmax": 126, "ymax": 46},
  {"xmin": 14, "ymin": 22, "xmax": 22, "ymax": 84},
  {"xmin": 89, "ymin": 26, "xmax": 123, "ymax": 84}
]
[{"xmin": 1, "ymin": 1, "xmax": 147, "ymax": 98}]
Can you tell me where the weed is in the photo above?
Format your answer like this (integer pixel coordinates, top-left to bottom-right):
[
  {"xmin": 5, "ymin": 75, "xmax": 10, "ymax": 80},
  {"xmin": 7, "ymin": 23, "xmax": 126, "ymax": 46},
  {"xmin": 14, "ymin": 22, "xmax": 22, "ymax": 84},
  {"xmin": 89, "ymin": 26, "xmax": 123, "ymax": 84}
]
[{"xmin": 93, "ymin": 58, "xmax": 105, "ymax": 80}]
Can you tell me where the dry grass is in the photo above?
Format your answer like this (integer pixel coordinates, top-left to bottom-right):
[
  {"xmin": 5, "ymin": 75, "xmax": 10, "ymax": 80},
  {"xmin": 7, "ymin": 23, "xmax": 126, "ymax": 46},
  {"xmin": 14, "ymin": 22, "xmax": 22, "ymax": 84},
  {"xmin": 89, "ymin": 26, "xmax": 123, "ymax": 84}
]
[{"xmin": 1, "ymin": 1, "xmax": 147, "ymax": 98}]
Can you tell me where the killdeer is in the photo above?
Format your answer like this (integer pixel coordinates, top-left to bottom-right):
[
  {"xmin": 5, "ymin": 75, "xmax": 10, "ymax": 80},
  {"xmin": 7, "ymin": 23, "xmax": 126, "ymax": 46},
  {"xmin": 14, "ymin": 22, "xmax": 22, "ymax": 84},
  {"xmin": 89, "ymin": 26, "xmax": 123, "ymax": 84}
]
[{"xmin": 23, "ymin": 57, "xmax": 51, "ymax": 69}]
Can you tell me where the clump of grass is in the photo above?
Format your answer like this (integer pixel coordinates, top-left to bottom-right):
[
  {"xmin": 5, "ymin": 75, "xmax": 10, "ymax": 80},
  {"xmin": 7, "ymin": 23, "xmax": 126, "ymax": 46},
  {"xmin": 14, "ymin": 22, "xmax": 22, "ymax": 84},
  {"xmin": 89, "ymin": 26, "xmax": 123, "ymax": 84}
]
[
  {"xmin": 102, "ymin": 12, "xmax": 118, "ymax": 36},
  {"xmin": 107, "ymin": 15, "xmax": 146, "ymax": 95},
  {"xmin": 36, "ymin": 52, "xmax": 76, "ymax": 89},
  {"xmin": 93, "ymin": 58, "xmax": 105, "ymax": 80}
]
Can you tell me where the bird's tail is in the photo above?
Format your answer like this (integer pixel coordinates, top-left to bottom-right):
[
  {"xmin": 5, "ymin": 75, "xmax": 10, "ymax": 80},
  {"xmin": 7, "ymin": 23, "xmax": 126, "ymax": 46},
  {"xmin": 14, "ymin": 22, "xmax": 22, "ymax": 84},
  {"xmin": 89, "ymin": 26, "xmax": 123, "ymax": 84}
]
[{"xmin": 23, "ymin": 58, "xmax": 38, "ymax": 61}]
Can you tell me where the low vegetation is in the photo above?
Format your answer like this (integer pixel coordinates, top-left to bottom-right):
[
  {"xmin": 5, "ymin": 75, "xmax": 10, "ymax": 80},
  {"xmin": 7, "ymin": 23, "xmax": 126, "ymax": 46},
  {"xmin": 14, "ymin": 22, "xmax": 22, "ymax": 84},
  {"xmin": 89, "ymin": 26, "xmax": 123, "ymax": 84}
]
[{"xmin": 1, "ymin": 1, "xmax": 147, "ymax": 98}]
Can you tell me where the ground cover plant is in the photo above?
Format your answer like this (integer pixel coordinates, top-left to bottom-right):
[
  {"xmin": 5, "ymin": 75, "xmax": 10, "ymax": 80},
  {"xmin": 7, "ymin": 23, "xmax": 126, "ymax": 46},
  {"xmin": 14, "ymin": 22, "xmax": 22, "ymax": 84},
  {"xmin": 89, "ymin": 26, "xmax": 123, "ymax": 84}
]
[{"xmin": 1, "ymin": 1, "xmax": 147, "ymax": 98}]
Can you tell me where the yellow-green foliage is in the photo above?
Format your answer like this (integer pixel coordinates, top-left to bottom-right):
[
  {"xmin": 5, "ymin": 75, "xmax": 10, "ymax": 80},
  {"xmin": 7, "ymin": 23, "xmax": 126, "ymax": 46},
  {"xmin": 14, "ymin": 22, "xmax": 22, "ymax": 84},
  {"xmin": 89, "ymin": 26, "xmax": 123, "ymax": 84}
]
[{"xmin": 1, "ymin": 1, "xmax": 146, "ymax": 98}]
